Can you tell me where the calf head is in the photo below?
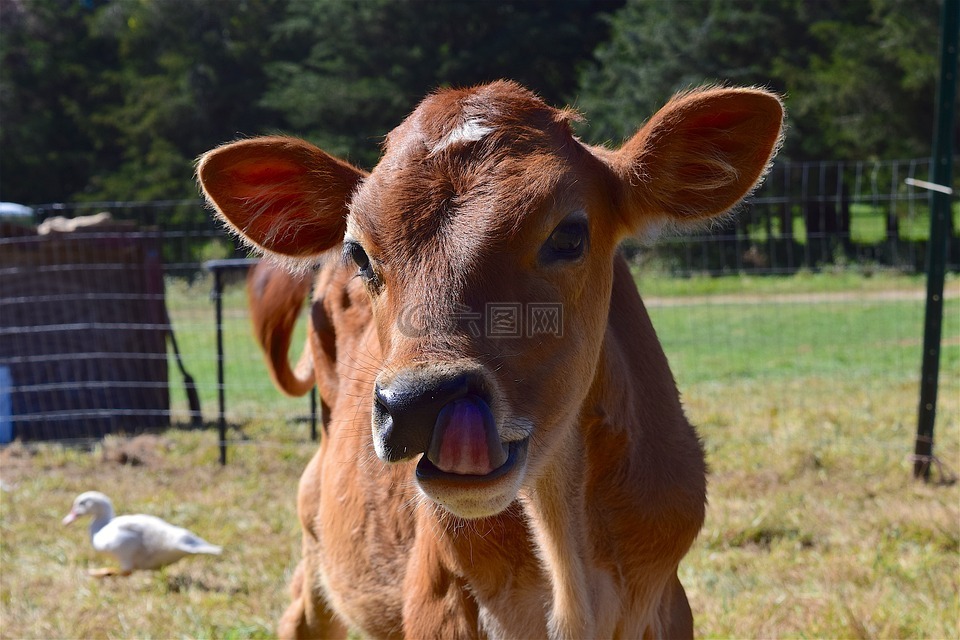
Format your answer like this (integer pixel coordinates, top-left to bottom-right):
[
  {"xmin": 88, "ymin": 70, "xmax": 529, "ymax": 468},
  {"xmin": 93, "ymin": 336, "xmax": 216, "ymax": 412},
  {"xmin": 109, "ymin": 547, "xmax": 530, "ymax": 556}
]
[{"xmin": 199, "ymin": 81, "xmax": 782, "ymax": 519}]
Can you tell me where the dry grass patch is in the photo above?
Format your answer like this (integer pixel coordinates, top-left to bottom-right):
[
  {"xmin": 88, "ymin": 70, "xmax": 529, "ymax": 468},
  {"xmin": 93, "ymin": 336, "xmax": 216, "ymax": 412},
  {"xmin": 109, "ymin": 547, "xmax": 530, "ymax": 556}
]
[
  {"xmin": 1, "ymin": 428, "xmax": 312, "ymax": 639},
  {"xmin": 1, "ymin": 360, "xmax": 957, "ymax": 637},
  {"xmin": 682, "ymin": 375, "xmax": 959, "ymax": 638}
]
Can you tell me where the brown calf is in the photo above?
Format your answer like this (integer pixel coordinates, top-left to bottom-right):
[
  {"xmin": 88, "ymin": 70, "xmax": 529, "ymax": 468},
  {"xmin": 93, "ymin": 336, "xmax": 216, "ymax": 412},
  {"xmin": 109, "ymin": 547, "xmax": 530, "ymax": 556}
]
[{"xmin": 199, "ymin": 81, "xmax": 783, "ymax": 639}]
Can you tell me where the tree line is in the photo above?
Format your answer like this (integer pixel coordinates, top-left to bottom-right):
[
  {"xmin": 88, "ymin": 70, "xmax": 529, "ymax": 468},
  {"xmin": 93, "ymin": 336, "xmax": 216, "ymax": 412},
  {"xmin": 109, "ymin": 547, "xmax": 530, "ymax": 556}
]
[{"xmin": 0, "ymin": 0, "xmax": 944, "ymax": 207}]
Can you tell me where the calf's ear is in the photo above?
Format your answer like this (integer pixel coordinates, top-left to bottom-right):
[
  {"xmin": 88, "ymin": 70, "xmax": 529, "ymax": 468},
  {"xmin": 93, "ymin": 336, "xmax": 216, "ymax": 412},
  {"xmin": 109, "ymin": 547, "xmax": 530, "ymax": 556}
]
[
  {"xmin": 613, "ymin": 88, "xmax": 783, "ymax": 235},
  {"xmin": 197, "ymin": 136, "xmax": 366, "ymax": 258}
]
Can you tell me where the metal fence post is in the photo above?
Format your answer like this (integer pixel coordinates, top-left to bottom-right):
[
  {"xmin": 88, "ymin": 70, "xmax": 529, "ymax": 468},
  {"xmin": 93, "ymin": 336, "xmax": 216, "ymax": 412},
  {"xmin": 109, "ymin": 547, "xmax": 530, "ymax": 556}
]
[
  {"xmin": 212, "ymin": 267, "xmax": 227, "ymax": 466},
  {"xmin": 914, "ymin": 0, "xmax": 958, "ymax": 481}
]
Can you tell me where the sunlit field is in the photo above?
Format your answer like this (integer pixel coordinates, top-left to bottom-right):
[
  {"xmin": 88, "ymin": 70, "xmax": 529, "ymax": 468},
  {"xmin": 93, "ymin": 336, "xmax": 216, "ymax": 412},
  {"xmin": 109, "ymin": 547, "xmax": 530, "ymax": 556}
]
[{"xmin": 1, "ymin": 272, "xmax": 957, "ymax": 639}]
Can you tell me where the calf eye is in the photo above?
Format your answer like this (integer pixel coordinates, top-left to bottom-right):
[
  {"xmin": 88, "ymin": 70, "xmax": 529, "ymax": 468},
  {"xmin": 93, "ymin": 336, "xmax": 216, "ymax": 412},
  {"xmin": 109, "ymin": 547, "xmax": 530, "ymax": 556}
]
[
  {"xmin": 543, "ymin": 220, "xmax": 588, "ymax": 262},
  {"xmin": 346, "ymin": 242, "xmax": 375, "ymax": 280},
  {"xmin": 349, "ymin": 243, "xmax": 369, "ymax": 270}
]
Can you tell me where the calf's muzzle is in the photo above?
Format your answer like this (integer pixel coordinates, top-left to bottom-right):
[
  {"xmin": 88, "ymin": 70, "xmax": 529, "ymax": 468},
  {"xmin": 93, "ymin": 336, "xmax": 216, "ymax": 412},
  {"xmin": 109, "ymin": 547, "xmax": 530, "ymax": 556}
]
[{"xmin": 372, "ymin": 371, "xmax": 509, "ymax": 475}]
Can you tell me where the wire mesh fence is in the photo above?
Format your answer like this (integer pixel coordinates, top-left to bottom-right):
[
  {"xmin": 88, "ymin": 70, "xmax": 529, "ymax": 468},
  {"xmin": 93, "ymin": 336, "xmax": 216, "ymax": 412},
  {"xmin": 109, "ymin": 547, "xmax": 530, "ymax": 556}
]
[
  {"xmin": 626, "ymin": 157, "xmax": 957, "ymax": 275},
  {"xmin": 0, "ymin": 158, "xmax": 957, "ymax": 448},
  {"xmin": 0, "ymin": 200, "xmax": 316, "ymax": 443}
]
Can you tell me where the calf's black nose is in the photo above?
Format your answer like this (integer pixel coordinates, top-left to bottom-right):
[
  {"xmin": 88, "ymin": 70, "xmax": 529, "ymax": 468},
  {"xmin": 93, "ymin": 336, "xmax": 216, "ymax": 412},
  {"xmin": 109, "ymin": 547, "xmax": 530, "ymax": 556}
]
[{"xmin": 372, "ymin": 371, "xmax": 482, "ymax": 462}]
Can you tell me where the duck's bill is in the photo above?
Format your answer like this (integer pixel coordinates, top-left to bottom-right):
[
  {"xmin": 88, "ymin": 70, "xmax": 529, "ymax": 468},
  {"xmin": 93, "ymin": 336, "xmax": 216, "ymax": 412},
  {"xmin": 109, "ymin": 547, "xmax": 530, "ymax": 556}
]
[{"xmin": 62, "ymin": 511, "xmax": 77, "ymax": 525}]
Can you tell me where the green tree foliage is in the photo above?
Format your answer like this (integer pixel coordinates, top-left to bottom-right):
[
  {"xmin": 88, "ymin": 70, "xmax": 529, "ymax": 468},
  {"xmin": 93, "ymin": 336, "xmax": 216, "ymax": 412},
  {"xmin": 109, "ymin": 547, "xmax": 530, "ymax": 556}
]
[
  {"xmin": 0, "ymin": 0, "xmax": 946, "ymax": 206},
  {"xmin": 576, "ymin": 0, "xmax": 794, "ymax": 147},
  {"xmin": 1, "ymin": 0, "xmax": 619, "ymax": 204},
  {"xmin": 576, "ymin": 0, "xmax": 941, "ymax": 161},
  {"xmin": 262, "ymin": 0, "xmax": 622, "ymax": 168},
  {"xmin": 0, "ymin": 0, "xmax": 118, "ymax": 204},
  {"xmin": 87, "ymin": 0, "xmax": 285, "ymax": 201},
  {"xmin": 1, "ymin": 0, "xmax": 283, "ymax": 205},
  {"xmin": 782, "ymin": 0, "xmax": 940, "ymax": 159}
]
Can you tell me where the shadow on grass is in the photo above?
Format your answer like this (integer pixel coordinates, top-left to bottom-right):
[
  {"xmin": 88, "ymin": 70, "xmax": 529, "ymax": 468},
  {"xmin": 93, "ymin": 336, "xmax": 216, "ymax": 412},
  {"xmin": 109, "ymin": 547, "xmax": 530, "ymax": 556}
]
[{"xmin": 165, "ymin": 573, "xmax": 249, "ymax": 595}]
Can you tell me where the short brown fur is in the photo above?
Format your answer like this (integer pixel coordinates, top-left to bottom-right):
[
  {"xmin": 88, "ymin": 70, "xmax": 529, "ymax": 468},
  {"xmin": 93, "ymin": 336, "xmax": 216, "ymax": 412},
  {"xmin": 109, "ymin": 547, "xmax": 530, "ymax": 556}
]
[{"xmin": 198, "ymin": 80, "xmax": 783, "ymax": 639}]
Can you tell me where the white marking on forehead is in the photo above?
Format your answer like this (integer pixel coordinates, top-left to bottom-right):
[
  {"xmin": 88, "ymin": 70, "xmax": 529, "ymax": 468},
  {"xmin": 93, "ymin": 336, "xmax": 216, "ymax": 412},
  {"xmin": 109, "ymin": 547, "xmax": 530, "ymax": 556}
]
[{"xmin": 430, "ymin": 118, "xmax": 494, "ymax": 153}]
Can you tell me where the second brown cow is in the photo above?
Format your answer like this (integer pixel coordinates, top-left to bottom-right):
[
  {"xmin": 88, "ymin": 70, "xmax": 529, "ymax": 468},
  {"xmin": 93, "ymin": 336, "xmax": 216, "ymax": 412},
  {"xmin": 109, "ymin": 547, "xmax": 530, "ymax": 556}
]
[{"xmin": 199, "ymin": 80, "xmax": 783, "ymax": 639}]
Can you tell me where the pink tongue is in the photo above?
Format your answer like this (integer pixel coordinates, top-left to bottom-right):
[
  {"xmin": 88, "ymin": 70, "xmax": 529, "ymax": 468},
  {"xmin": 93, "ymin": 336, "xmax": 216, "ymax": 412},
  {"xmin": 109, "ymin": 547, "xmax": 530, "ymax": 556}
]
[{"xmin": 428, "ymin": 398, "xmax": 506, "ymax": 476}]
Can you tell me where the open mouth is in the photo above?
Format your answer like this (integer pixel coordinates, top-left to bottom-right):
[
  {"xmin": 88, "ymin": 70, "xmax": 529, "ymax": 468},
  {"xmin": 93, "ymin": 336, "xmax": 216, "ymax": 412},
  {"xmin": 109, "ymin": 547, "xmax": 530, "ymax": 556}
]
[{"xmin": 415, "ymin": 438, "xmax": 529, "ymax": 484}]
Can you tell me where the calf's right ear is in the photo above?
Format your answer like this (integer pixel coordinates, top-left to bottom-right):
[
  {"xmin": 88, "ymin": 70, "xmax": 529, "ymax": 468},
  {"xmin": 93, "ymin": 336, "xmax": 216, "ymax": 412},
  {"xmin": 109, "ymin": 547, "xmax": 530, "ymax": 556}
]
[
  {"xmin": 612, "ymin": 88, "xmax": 784, "ymax": 236},
  {"xmin": 197, "ymin": 136, "xmax": 366, "ymax": 258}
]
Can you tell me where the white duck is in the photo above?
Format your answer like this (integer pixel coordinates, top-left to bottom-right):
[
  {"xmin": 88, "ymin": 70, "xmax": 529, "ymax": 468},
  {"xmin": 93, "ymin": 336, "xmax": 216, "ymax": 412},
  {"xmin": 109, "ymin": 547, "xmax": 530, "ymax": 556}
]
[{"xmin": 62, "ymin": 491, "xmax": 222, "ymax": 576}]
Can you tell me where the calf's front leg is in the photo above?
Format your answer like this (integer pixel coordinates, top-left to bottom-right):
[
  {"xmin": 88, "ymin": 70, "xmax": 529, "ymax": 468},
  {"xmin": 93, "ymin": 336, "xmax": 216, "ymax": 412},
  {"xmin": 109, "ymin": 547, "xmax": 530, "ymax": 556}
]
[{"xmin": 279, "ymin": 560, "xmax": 349, "ymax": 640}]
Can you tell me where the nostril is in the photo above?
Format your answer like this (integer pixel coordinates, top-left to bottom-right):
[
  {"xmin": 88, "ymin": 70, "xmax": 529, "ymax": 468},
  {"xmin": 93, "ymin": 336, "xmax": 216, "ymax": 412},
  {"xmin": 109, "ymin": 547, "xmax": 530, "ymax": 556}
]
[
  {"xmin": 373, "ymin": 380, "xmax": 411, "ymax": 420},
  {"xmin": 373, "ymin": 383, "xmax": 390, "ymax": 412},
  {"xmin": 373, "ymin": 389, "xmax": 390, "ymax": 430}
]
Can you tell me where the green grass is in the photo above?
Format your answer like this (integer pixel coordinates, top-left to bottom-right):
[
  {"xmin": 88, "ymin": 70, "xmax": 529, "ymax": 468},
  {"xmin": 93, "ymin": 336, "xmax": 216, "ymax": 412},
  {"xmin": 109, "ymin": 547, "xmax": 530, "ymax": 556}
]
[
  {"xmin": 682, "ymin": 374, "xmax": 959, "ymax": 638},
  {"xmin": 650, "ymin": 297, "xmax": 959, "ymax": 384},
  {"xmin": 633, "ymin": 268, "xmax": 948, "ymax": 297},
  {"xmin": 165, "ymin": 277, "xmax": 311, "ymax": 423},
  {"xmin": 847, "ymin": 201, "xmax": 960, "ymax": 244},
  {"xmin": 0, "ymin": 430, "xmax": 312, "ymax": 639},
  {"xmin": 2, "ymin": 272, "xmax": 958, "ymax": 638},
  {"xmin": 743, "ymin": 201, "xmax": 960, "ymax": 246},
  {"xmin": 747, "ymin": 212, "xmax": 808, "ymax": 244}
]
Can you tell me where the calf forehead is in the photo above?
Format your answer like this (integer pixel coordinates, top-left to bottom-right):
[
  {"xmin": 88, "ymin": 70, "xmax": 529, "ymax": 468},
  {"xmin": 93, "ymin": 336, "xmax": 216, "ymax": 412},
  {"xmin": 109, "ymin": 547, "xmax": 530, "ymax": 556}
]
[
  {"xmin": 350, "ymin": 82, "xmax": 583, "ymax": 265},
  {"xmin": 384, "ymin": 81, "xmax": 573, "ymax": 160}
]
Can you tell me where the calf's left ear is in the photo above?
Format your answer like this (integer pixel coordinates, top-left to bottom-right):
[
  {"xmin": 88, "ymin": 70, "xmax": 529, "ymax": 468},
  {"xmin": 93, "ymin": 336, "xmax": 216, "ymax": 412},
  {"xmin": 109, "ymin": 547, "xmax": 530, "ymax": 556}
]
[{"xmin": 613, "ymin": 88, "xmax": 783, "ymax": 235}]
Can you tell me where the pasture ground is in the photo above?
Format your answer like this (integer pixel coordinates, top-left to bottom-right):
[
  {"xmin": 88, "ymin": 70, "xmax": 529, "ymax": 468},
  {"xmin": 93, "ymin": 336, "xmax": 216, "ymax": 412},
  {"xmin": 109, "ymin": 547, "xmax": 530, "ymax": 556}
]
[{"xmin": 1, "ymin": 272, "xmax": 958, "ymax": 639}]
